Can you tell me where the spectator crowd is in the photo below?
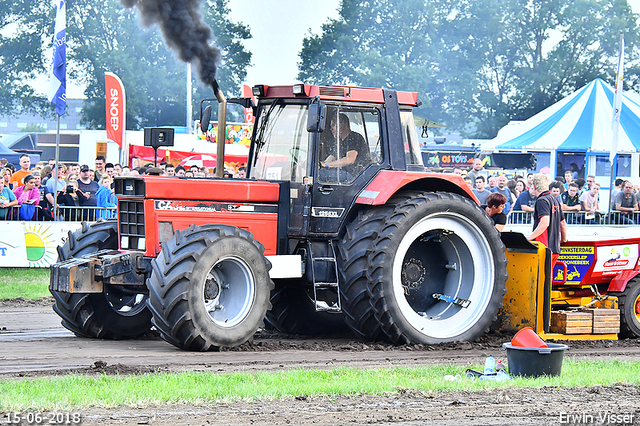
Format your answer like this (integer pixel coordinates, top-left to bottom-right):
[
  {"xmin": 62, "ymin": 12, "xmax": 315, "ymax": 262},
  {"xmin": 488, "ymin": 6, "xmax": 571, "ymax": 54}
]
[
  {"xmin": 459, "ymin": 158, "xmax": 638, "ymax": 227},
  {"xmin": 0, "ymin": 155, "xmax": 118, "ymax": 221},
  {"xmin": 0, "ymin": 155, "xmax": 248, "ymax": 222}
]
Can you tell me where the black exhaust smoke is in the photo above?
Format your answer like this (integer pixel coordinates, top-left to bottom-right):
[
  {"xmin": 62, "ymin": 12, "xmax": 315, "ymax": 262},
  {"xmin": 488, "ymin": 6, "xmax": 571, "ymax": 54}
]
[
  {"xmin": 122, "ymin": 0, "xmax": 228, "ymax": 177},
  {"xmin": 121, "ymin": 0, "xmax": 221, "ymax": 91}
]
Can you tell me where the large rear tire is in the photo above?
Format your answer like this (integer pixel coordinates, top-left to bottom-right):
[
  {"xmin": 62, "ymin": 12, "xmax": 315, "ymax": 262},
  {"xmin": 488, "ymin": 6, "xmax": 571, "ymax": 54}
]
[
  {"xmin": 265, "ymin": 282, "xmax": 349, "ymax": 336},
  {"xmin": 339, "ymin": 192, "xmax": 508, "ymax": 344},
  {"xmin": 51, "ymin": 220, "xmax": 152, "ymax": 339},
  {"xmin": 338, "ymin": 207, "xmax": 394, "ymax": 342},
  {"xmin": 147, "ymin": 224, "xmax": 273, "ymax": 351},
  {"xmin": 616, "ymin": 277, "xmax": 640, "ymax": 338}
]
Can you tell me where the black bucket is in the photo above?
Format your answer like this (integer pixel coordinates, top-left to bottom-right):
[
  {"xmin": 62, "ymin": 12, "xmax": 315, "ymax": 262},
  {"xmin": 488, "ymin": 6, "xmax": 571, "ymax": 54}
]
[{"xmin": 502, "ymin": 342, "xmax": 568, "ymax": 378}]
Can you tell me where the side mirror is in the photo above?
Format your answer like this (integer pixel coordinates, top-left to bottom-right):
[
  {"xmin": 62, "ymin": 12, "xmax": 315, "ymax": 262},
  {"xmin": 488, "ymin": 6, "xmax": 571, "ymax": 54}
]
[
  {"xmin": 307, "ymin": 103, "xmax": 326, "ymax": 133},
  {"xmin": 201, "ymin": 105, "xmax": 212, "ymax": 133}
]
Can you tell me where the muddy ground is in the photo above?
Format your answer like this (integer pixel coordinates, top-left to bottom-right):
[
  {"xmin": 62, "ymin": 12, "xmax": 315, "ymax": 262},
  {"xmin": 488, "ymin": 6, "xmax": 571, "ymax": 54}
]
[{"xmin": 1, "ymin": 299, "xmax": 640, "ymax": 425}]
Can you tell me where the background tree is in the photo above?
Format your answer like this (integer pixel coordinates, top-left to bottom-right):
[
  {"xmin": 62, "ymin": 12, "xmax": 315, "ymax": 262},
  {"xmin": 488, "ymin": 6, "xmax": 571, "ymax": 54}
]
[
  {"xmin": 0, "ymin": 0, "xmax": 251, "ymax": 129},
  {"xmin": 75, "ymin": 0, "xmax": 251, "ymax": 129},
  {"xmin": 298, "ymin": 0, "xmax": 640, "ymax": 138}
]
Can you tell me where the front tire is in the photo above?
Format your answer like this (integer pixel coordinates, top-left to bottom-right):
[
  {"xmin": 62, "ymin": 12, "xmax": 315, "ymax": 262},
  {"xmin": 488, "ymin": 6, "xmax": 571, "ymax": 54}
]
[
  {"xmin": 340, "ymin": 192, "xmax": 508, "ymax": 344},
  {"xmin": 147, "ymin": 224, "xmax": 273, "ymax": 351},
  {"xmin": 51, "ymin": 220, "xmax": 152, "ymax": 339}
]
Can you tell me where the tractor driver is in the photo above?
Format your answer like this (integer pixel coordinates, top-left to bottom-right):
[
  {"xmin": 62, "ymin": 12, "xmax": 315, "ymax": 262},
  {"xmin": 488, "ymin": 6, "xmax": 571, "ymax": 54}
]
[{"xmin": 320, "ymin": 113, "xmax": 370, "ymax": 179}]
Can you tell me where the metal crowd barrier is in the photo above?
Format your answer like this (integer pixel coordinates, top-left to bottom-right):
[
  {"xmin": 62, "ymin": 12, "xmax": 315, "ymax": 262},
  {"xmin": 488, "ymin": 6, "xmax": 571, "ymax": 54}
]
[
  {"xmin": 508, "ymin": 210, "xmax": 640, "ymax": 225},
  {"xmin": 1, "ymin": 205, "xmax": 117, "ymax": 222},
  {"xmin": 507, "ymin": 211, "xmax": 533, "ymax": 224},
  {"xmin": 603, "ymin": 211, "xmax": 640, "ymax": 225}
]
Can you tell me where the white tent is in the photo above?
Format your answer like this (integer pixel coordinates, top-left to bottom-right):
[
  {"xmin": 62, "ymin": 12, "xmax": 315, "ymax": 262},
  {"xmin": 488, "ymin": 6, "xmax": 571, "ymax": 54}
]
[{"xmin": 482, "ymin": 78, "xmax": 640, "ymax": 153}]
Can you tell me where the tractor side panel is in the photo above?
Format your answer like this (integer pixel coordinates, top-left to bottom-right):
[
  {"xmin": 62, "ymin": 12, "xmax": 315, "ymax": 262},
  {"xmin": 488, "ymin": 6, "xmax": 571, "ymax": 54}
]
[
  {"xmin": 117, "ymin": 179, "xmax": 282, "ymax": 258},
  {"xmin": 142, "ymin": 177, "xmax": 281, "ymax": 203},
  {"xmin": 152, "ymin": 202, "xmax": 278, "ymax": 257},
  {"xmin": 356, "ymin": 170, "xmax": 477, "ymax": 205}
]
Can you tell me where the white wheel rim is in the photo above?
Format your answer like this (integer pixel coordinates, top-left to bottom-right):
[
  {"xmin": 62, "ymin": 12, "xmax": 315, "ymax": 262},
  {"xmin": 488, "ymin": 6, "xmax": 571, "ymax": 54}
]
[
  {"xmin": 203, "ymin": 256, "xmax": 255, "ymax": 328},
  {"xmin": 392, "ymin": 212, "xmax": 495, "ymax": 339}
]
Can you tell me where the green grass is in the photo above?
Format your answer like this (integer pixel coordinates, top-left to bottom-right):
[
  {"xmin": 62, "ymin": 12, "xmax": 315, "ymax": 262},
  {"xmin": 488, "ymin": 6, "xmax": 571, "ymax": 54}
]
[
  {"xmin": 1, "ymin": 360, "xmax": 639, "ymax": 411},
  {"xmin": 0, "ymin": 268, "xmax": 50, "ymax": 300}
]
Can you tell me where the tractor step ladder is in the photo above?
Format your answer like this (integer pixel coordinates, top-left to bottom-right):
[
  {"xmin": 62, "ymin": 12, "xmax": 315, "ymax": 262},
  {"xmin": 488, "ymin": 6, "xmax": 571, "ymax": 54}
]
[{"xmin": 309, "ymin": 240, "xmax": 342, "ymax": 312}]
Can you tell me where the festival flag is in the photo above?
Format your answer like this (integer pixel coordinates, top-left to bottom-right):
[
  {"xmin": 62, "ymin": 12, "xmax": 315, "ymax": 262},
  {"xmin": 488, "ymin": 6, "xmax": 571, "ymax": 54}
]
[
  {"xmin": 48, "ymin": 0, "xmax": 67, "ymax": 116},
  {"xmin": 105, "ymin": 72, "xmax": 126, "ymax": 148},
  {"xmin": 610, "ymin": 33, "xmax": 624, "ymax": 165}
]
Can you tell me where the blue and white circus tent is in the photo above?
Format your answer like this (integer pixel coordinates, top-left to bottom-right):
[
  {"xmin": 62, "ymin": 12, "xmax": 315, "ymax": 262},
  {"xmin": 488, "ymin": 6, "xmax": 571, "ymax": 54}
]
[
  {"xmin": 483, "ymin": 78, "xmax": 640, "ymax": 153},
  {"xmin": 481, "ymin": 78, "xmax": 640, "ymax": 185}
]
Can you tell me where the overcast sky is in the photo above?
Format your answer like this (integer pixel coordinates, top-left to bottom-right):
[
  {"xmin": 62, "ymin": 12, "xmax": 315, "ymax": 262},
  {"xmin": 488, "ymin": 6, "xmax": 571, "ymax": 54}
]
[{"xmin": 226, "ymin": 0, "xmax": 341, "ymax": 86}]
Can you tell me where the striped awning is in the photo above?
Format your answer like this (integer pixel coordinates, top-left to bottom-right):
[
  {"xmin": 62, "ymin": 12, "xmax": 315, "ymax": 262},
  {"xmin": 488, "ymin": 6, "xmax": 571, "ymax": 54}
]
[{"xmin": 482, "ymin": 78, "xmax": 640, "ymax": 153}]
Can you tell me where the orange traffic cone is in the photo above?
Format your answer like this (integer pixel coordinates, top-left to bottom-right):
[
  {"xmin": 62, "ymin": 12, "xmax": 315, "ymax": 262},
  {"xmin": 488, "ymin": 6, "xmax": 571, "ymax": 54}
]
[{"xmin": 511, "ymin": 327, "xmax": 548, "ymax": 348}]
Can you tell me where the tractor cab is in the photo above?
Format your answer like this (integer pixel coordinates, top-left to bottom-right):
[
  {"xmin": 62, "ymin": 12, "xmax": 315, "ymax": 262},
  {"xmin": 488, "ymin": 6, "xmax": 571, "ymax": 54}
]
[{"xmin": 245, "ymin": 84, "xmax": 424, "ymax": 236}]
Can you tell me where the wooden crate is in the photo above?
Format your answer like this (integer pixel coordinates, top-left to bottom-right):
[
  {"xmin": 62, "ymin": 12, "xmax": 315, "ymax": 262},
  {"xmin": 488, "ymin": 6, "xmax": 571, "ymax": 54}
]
[
  {"xmin": 551, "ymin": 311, "xmax": 593, "ymax": 334},
  {"xmin": 587, "ymin": 308, "xmax": 620, "ymax": 334}
]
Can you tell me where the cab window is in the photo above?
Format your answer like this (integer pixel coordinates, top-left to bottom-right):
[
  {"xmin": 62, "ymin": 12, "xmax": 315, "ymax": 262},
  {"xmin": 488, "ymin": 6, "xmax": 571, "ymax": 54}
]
[{"xmin": 317, "ymin": 106, "xmax": 382, "ymax": 184}]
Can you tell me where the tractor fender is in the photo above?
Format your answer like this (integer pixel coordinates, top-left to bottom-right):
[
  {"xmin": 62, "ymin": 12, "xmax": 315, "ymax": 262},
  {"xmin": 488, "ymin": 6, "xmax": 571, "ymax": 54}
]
[
  {"xmin": 355, "ymin": 170, "xmax": 478, "ymax": 206},
  {"xmin": 608, "ymin": 270, "xmax": 640, "ymax": 292}
]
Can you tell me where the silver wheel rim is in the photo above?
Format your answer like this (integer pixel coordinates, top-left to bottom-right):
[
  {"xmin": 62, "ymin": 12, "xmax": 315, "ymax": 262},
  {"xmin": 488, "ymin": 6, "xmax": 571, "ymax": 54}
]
[
  {"xmin": 203, "ymin": 256, "xmax": 255, "ymax": 327},
  {"xmin": 392, "ymin": 212, "xmax": 495, "ymax": 339}
]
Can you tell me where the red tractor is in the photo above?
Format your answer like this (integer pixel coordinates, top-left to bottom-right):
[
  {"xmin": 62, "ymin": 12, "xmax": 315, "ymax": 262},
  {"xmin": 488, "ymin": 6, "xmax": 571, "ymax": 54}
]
[{"xmin": 50, "ymin": 83, "xmax": 508, "ymax": 350}]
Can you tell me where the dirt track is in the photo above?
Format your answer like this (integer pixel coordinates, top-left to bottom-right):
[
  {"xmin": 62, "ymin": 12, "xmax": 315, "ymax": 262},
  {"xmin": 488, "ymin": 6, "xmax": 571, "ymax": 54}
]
[{"xmin": 2, "ymin": 300, "xmax": 640, "ymax": 425}]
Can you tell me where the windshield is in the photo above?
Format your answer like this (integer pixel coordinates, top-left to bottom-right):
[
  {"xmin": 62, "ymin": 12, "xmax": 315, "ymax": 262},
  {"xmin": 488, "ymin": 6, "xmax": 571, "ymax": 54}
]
[{"xmin": 250, "ymin": 102, "xmax": 310, "ymax": 183}]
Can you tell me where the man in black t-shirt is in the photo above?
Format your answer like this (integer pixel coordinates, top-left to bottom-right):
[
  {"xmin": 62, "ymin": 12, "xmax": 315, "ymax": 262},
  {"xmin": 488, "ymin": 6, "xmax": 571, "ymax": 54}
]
[
  {"xmin": 321, "ymin": 113, "xmax": 370, "ymax": 177},
  {"xmin": 528, "ymin": 174, "xmax": 567, "ymax": 268}
]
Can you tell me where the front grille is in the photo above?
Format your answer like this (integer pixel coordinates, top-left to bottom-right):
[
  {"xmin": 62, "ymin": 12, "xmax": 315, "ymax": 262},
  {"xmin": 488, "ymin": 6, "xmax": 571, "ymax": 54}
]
[{"xmin": 119, "ymin": 200, "xmax": 145, "ymax": 250}]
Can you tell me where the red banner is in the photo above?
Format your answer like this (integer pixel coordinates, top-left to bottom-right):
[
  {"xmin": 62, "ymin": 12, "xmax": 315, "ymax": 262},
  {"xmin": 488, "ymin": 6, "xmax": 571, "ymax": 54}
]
[{"xmin": 105, "ymin": 72, "xmax": 126, "ymax": 148}]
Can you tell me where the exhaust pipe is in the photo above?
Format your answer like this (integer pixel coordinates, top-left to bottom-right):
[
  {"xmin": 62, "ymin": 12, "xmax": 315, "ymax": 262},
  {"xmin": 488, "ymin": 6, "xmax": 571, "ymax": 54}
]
[{"xmin": 212, "ymin": 80, "xmax": 226, "ymax": 178}]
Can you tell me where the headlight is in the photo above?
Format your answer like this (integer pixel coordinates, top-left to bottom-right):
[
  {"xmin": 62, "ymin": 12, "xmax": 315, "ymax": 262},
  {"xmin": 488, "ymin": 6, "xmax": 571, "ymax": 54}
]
[
  {"xmin": 292, "ymin": 84, "xmax": 306, "ymax": 95},
  {"xmin": 252, "ymin": 85, "xmax": 265, "ymax": 97}
]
